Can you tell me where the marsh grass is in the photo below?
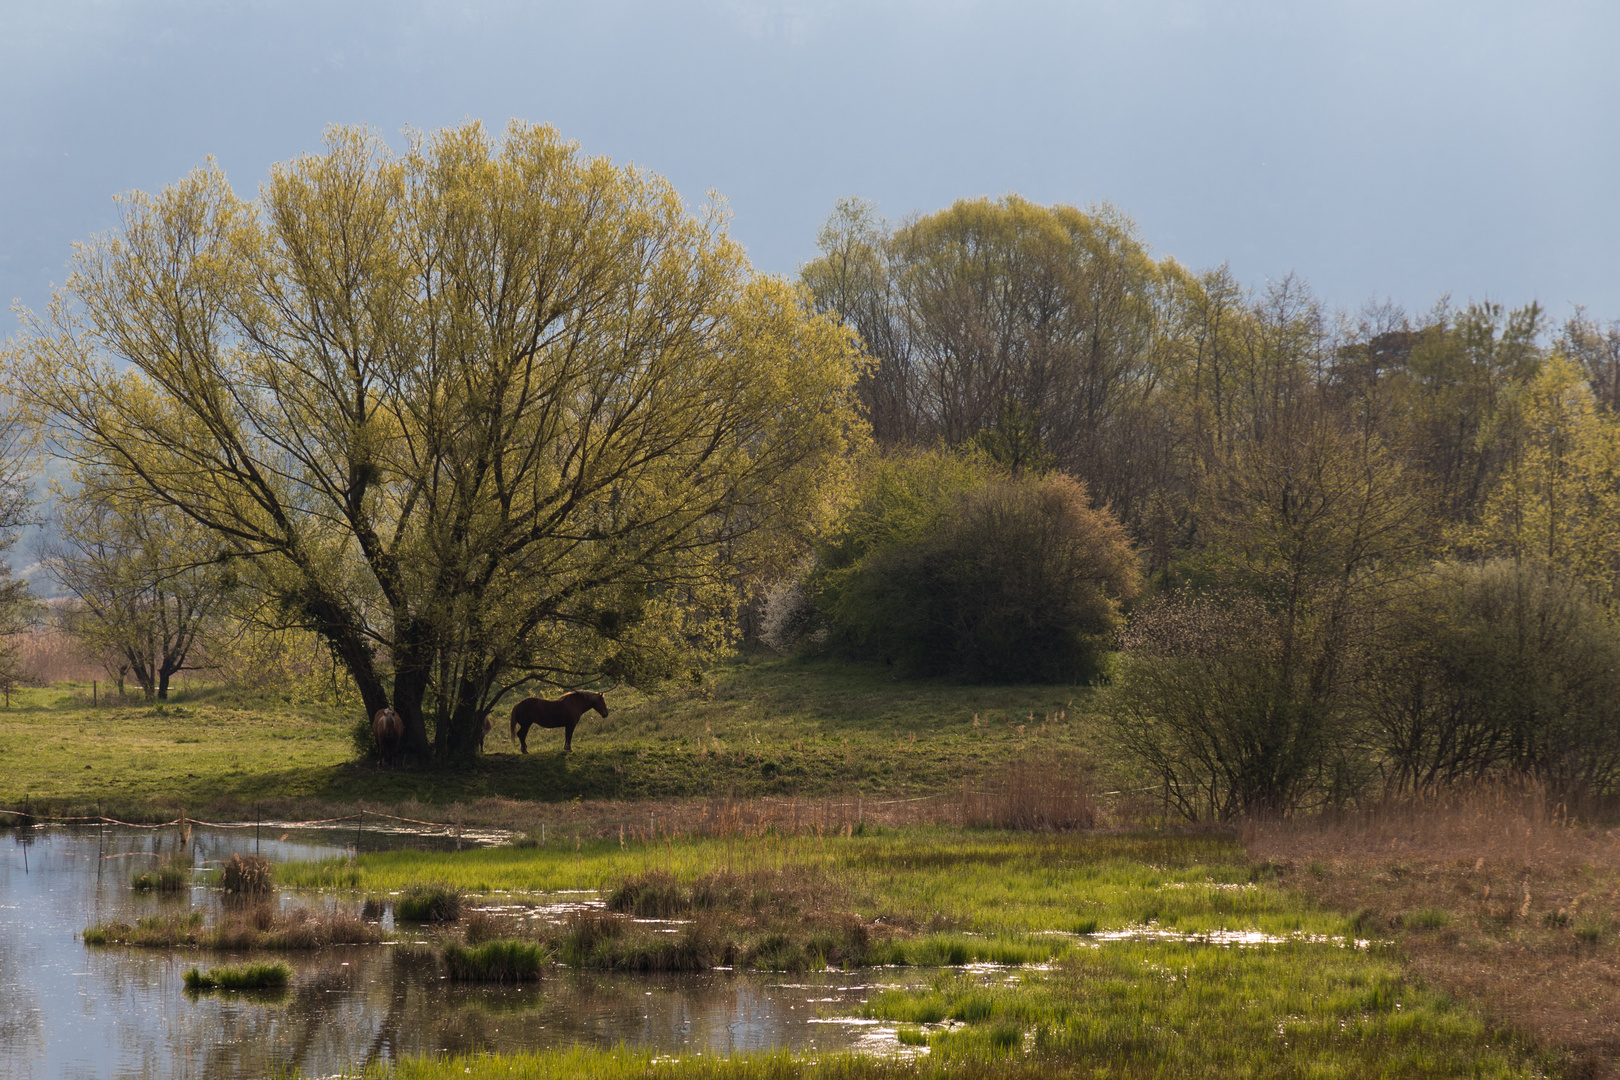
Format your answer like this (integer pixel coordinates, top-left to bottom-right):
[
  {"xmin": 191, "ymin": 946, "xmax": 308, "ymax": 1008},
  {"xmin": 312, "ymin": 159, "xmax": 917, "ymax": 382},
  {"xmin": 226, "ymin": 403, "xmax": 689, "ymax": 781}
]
[
  {"xmin": 285, "ymin": 830, "xmax": 1319, "ymax": 942},
  {"xmin": 442, "ymin": 939, "xmax": 546, "ymax": 982},
  {"xmin": 84, "ymin": 903, "xmax": 382, "ymax": 949},
  {"xmin": 1248, "ymin": 785, "xmax": 1620, "ymax": 1078},
  {"xmin": 182, "ymin": 960, "xmax": 292, "ymax": 990},
  {"xmin": 131, "ymin": 857, "xmax": 190, "ymax": 892},
  {"xmin": 350, "ymin": 943, "xmax": 1543, "ymax": 1078},
  {"xmin": 960, "ymin": 751, "xmax": 1096, "ymax": 831}
]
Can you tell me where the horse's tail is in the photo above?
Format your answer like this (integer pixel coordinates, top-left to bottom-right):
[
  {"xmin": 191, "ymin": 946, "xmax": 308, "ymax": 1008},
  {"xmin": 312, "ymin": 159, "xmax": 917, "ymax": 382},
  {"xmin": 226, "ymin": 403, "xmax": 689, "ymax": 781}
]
[{"xmin": 509, "ymin": 702, "xmax": 521, "ymax": 744}]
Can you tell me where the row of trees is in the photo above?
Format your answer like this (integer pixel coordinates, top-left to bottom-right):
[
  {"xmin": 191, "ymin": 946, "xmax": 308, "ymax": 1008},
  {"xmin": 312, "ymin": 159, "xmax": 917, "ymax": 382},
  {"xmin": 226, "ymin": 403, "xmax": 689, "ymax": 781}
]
[
  {"xmin": 7, "ymin": 121, "xmax": 1620, "ymax": 795},
  {"xmin": 799, "ymin": 195, "xmax": 1620, "ymax": 812}
]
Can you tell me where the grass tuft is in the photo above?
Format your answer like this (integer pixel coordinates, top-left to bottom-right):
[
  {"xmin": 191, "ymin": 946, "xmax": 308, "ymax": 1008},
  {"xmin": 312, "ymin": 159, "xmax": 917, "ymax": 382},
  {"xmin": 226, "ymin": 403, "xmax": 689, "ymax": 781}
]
[
  {"xmin": 443, "ymin": 939, "xmax": 547, "ymax": 982},
  {"xmin": 183, "ymin": 961, "xmax": 292, "ymax": 991},
  {"xmin": 131, "ymin": 858, "xmax": 190, "ymax": 892},
  {"xmin": 397, "ymin": 882, "xmax": 463, "ymax": 923}
]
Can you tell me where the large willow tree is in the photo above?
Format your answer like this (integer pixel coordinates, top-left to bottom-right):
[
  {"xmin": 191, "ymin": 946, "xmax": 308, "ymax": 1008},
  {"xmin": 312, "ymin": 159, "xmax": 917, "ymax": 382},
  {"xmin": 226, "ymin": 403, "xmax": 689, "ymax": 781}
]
[{"xmin": 12, "ymin": 122, "xmax": 866, "ymax": 762}]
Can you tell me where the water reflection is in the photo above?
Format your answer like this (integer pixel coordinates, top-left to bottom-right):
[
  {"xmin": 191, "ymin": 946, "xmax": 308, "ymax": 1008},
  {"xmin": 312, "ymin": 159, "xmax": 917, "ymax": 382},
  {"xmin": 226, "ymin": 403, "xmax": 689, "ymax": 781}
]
[{"xmin": 0, "ymin": 827, "xmax": 928, "ymax": 1078}]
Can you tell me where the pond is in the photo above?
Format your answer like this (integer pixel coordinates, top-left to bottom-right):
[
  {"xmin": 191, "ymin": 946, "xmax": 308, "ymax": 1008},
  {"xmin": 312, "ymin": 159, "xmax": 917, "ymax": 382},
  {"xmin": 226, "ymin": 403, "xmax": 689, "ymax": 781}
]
[{"xmin": 0, "ymin": 824, "xmax": 936, "ymax": 1079}]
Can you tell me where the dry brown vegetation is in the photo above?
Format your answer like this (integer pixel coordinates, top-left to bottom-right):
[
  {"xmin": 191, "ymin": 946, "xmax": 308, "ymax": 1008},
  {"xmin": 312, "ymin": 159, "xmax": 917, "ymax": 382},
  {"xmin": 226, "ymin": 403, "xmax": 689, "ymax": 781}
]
[
  {"xmin": 1245, "ymin": 785, "xmax": 1620, "ymax": 1079},
  {"xmin": 12, "ymin": 623, "xmax": 102, "ymax": 685}
]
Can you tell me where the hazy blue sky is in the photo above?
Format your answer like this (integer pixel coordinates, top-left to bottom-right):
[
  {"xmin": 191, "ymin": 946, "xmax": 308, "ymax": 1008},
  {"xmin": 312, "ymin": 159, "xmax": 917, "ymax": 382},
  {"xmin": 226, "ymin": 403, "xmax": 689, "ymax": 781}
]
[{"xmin": 3, "ymin": 0, "xmax": 1618, "ymax": 327}]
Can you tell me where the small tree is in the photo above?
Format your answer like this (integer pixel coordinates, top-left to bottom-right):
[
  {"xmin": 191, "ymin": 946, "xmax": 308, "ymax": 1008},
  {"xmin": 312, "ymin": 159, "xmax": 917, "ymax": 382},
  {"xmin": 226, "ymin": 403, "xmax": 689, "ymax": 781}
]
[
  {"xmin": 0, "ymin": 396, "xmax": 36, "ymax": 695},
  {"xmin": 42, "ymin": 465, "xmax": 231, "ymax": 699}
]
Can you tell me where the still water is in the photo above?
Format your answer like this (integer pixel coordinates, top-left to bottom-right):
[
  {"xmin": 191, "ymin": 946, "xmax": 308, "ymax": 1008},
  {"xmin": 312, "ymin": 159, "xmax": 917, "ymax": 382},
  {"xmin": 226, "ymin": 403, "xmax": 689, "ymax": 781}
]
[{"xmin": 0, "ymin": 826, "xmax": 928, "ymax": 1079}]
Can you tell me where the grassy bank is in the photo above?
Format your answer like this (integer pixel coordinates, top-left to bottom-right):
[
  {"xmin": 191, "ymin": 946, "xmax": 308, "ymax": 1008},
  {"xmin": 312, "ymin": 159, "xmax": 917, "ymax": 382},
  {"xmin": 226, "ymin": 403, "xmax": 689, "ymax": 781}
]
[{"xmin": 0, "ymin": 660, "xmax": 1090, "ymax": 817}]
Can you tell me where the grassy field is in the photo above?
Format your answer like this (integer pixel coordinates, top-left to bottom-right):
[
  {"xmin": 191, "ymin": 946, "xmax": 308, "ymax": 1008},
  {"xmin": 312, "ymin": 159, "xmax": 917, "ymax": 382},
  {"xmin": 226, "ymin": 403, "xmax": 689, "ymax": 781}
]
[
  {"xmin": 280, "ymin": 829, "xmax": 1543, "ymax": 1079},
  {"xmin": 0, "ymin": 659, "xmax": 1093, "ymax": 817}
]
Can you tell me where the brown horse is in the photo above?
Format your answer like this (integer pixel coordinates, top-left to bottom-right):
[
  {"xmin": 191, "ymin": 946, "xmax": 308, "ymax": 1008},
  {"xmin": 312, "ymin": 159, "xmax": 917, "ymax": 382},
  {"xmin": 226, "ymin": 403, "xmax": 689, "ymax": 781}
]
[
  {"xmin": 372, "ymin": 707, "xmax": 404, "ymax": 768},
  {"xmin": 509, "ymin": 691, "xmax": 609, "ymax": 754}
]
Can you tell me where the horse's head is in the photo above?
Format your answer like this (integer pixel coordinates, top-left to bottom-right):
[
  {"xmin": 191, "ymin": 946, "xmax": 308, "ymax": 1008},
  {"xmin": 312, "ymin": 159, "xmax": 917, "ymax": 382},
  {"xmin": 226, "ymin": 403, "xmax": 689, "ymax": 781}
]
[{"xmin": 591, "ymin": 692, "xmax": 610, "ymax": 719}]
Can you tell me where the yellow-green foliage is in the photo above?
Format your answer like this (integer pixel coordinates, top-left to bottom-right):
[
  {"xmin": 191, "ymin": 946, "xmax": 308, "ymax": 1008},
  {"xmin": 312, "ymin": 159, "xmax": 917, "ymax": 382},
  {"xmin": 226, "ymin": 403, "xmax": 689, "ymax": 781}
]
[{"xmin": 1465, "ymin": 353, "xmax": 1620, "ymax": 599}]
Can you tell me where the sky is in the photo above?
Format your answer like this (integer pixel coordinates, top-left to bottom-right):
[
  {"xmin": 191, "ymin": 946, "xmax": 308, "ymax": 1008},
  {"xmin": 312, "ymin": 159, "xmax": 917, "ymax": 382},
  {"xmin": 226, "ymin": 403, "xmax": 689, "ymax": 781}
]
[{"xmin": 3, "ymin": 0, "xmax": 1619, "ymax": 329}]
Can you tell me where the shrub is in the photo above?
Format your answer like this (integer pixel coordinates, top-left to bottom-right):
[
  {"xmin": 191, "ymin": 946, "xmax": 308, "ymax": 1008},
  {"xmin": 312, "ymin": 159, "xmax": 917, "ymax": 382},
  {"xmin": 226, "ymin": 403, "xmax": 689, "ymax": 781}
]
[
  {"xmin": 220, "ymin": 854, "xmax": 274, "ymax": 896},
  {"xmin": 183, "ymin": 961, "xmax": 292, "ymax": 991},
  {"xmin": 1360, "ymin": 560, "xmax": 1620, "ymax": 796},
  {"xmin": 1103, "ymin": 593, "xmax": 1347, "ymax": 820},
  {"xmin": 817, "ymin": 451, "xmax": 1139, "ymax": 683},
  {"xmin": 396, "ymin": 882, "xmax": 462, "ymax": 923}
]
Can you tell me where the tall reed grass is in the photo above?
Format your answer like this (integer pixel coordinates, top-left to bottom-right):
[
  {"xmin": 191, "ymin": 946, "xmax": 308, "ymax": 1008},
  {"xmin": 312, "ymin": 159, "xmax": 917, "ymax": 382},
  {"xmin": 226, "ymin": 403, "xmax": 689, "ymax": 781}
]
[{"xmin": 960, "ymin": 752, "xmax": 1095, "ymax": 830}]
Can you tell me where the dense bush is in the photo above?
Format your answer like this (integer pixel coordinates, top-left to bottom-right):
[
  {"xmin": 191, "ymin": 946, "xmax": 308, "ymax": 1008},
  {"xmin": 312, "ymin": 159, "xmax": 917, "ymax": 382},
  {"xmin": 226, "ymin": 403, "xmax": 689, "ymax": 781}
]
[
  {"xmin": 815, "ymin": 452, "xmax": 1140, "ymax": 683},
  {"xmin": 1361, "ymin": 560, "xmax": 1620, "ymax": 795}
]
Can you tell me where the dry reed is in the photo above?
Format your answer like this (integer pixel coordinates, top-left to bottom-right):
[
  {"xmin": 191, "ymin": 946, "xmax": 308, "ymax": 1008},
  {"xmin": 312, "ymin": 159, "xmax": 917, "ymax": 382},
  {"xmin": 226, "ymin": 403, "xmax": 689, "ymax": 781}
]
[
  {"xmin": 1244, "ymin": 781, "xmax": 1620, "ymax": 1079},
  {"xmin": 961, "ymin": 752, "xmax": 1096, "ymax": 831}
]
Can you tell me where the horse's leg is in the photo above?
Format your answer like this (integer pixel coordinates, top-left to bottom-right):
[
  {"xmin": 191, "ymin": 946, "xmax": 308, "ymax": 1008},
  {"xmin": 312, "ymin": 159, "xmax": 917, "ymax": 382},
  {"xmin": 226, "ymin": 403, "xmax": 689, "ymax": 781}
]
[
  {"xmin": 565, "ymin": 720, "xmax": 575, "ymax": 753},
  {"xmin": 518, "ymin": 722, "xmax": 529, "ymax": 755}
]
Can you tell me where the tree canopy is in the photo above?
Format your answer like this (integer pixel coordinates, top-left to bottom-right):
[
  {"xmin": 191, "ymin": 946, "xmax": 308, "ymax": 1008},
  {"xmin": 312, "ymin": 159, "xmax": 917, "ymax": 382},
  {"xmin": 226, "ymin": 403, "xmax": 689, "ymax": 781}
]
[{"xmin": 11, "ymin": 121, "xmax": 867, "ymax": 761}]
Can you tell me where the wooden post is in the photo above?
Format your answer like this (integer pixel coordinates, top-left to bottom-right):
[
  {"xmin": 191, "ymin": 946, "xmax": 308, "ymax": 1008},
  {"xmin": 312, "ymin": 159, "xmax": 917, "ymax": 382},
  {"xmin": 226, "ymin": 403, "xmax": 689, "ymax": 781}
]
[{"xmin": 93, "ymin": 681, "xmax": 97, "ymax": 707}]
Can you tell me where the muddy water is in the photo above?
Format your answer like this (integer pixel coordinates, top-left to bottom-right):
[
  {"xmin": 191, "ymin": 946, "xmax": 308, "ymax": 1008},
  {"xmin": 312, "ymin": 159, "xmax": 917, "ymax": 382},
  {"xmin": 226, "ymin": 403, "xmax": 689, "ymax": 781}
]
[{"xmin": 0, "ymin": 827, "xmax": 929, "ymax": 1079}]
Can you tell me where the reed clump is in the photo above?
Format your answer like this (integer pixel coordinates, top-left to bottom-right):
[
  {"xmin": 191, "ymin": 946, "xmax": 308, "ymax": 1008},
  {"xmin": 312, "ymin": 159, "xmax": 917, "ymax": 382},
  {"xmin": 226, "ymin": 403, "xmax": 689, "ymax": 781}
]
[
  {"xmin": 220, "ymin": 854, "xmax": 274, "ymax": 896},
  {"xmin": 552, "ymin": 909, "xmax": 724, "ymax": 972},
  {"xmin": 442, "ymin": 939, "xmax": 547, "ymax": 982},
  {"xmin": 183, "ymin": 961, "xmax": 292, "ymax": 991}
]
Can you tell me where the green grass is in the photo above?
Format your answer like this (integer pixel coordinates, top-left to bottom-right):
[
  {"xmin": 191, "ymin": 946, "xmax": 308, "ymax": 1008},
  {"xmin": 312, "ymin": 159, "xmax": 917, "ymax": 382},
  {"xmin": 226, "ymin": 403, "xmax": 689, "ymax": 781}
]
[
  {"xmin": 0, "ymin": 660, "xmax": 1091, "ymax": 815},
  {"xmin": 182, "ymin": 960, "xmax": 292, "ymax": 990}
]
